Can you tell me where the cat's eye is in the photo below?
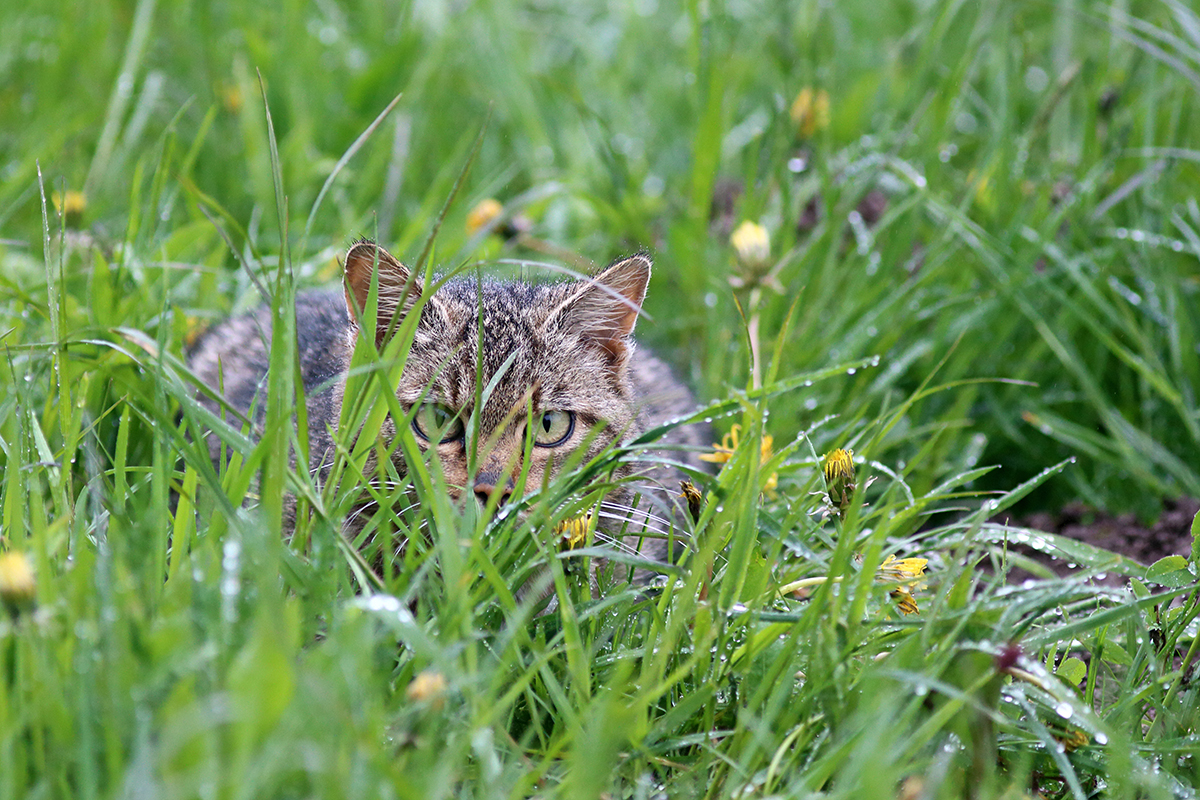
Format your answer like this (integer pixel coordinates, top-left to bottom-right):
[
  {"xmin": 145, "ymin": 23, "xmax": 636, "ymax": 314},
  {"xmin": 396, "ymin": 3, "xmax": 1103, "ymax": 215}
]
[
  {"xmin": 412, "ymin": 402, "xmax": 464, "ymax": 443},
  {"xmin": 531, "ymin": 410, "xmax": 575, "ymax": 447}
]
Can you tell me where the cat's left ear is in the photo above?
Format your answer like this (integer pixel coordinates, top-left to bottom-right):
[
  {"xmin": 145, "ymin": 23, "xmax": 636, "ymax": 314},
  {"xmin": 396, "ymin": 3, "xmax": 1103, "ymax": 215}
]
[{"xmin": 551, "ymin": 253, "xmax": 651, "ymax": 367}]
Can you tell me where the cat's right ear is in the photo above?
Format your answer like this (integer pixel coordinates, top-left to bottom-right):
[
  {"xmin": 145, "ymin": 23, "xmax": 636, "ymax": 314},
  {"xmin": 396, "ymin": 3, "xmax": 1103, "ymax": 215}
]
[{"xmin": 343, "ymin": 240, "xmax": 424, "ymax": 346}]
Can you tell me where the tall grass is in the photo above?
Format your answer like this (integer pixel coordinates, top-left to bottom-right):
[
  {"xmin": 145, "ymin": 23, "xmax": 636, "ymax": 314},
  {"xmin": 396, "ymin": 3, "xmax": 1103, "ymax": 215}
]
[{"xmin": 2, "ymin": 0, "xmax": 1199, "ymax": 797}]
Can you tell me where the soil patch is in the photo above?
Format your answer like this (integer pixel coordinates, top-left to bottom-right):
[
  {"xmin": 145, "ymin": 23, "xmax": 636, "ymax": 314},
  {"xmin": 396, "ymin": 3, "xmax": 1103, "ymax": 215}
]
[{"xmin": 1006, "ymin": 497, "xmax": 1198, "ymax": 583}]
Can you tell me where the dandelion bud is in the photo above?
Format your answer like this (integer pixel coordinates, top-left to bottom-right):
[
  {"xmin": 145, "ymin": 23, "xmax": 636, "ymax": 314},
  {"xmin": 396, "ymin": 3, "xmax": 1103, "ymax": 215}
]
[
  {"xmin": 821, "ymin": 448, "xmax": 856, "ymax": 513},
  {"xmin": 730, "ymin": 221, "xmax": 770, "ymax": 270},
  {"xmin": 466, "ymin": 198, "xmax": 504, "ymax": 236},
  {"xmin": 405, "ymin": 669, "xmax": 448, "ymax": 709},
  {"xmin": 0, "ymin": 552, "xmax": 36, "ymax": 615},
  {"xmin": 789, "ymin": 87, "xmax": 830, "ymax": 139}
]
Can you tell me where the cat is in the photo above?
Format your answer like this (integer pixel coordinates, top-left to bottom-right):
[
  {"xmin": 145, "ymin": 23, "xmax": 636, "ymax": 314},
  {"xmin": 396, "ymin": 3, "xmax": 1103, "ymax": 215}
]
[{"xmin": 187, "ymin": 240, "xmax": 706, "ymax": 574}]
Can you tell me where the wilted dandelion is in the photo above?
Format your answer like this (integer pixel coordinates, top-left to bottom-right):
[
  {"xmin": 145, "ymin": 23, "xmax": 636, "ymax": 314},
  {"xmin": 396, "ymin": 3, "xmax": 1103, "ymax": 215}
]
[
  {"xmin": 680, "ymin": 480, "xmax": 704, "ymax": 523},
  {"xmin": 730, "ymin": 221, "xmax": 770, "ymax": 271},
  {"xmin": 405, "ymin": 669, "xmax": 448, "ymax": 709},
  {"xmin": 873, "ymin": 554, "xmax": 928, "ymax": 616},
  {"xmin": 700, "ymin": 424, "xmax": 777, "ymax": 492},
  {"xmin": 790, "ymin": 87, "xmax": 830, "ymax": 139},
  {"xmin": 0, "ymin": 552, "xmax": 36, "ymax": 615},
  {"xmin": 891, "ymin": 586, "xmax": 920, "ymax": 615}
]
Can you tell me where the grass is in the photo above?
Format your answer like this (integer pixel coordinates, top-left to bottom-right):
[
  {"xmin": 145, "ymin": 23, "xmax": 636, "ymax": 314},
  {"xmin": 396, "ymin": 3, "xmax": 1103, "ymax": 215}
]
[{"xmin": 2, "ymin": 0, "xmax": 1200, "ymax": 797}]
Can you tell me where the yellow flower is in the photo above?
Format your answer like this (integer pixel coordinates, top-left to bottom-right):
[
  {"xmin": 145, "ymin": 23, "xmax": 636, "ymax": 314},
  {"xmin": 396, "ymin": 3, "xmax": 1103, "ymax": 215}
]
[
  {"xmin": 821, "ymin": 448, "xmax": 856, "ymax": 513},
  {"xmin": 874, "ymin": 553, "xmax": 927, "ymax": 616},
  {"xmin": 555, "ymin": 513, "xmax": 594, "ymax": 550},
  {"xmin": 51, "ymin": 190, "xmax": 87, "ymax": 226},
  {"xmin": 876, "ymin": 554, "xmax": 928, "ymax": 584},
  {"xmin": 466, "ymin": 198, "xmax": 504, "ymax": 236},
  {"xmin": 789, "ymin": 87, "xmax": 831, "ymax": 139},
  {"xmin": 1056, "ymin": 728, "xmax": 1090, "ymax": 752},
  {"xmin": 730, "ymin": 221, "xmax": 770, "ymax": 270},
  {"xmin": 0, "ymin": 552, "xmax": 36, "ymax": 614},
  {"xmin": 219, "ymin": 83, "xmax": 244, "ymax": 114},
  {"xmin": 699, "ymin": 424, "xmax": 777, "ymax": 492},
  {"xmin": 405, "ymin": 669, "xmax": 448, "ymax": 709}
]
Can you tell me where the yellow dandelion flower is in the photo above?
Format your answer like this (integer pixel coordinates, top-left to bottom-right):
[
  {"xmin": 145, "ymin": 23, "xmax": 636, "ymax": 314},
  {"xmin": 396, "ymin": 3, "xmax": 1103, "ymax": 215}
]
[
  {"xmin": 466, "ymin": 198, "xmax": 504, "ymax": 236},
  {"xmin": 699, "ymin": 424, "xmax": 777, "ymax": 492},
  {"xmin": 789, "ymin": 87, "xmax": 831, "ymax": 139},
  {"xmin": 1056, "ymin": 728, "xmax": 1090, "ymax": 752},
  {"xmin": 877, "ymin": 554, "xmax": 928, "ymax": 584},
  {"xmin": 0, "ymin": 552, "xmax": 36, "ymax": 615},
  {"xmin": 730, "ymin": 221, "xmax": 770, "ymax": 270},
  {"xmin": 405, "ymin": 669, "xmax": 448, "ymax": 709},
  {"xmin": 51, "ymin": 190, "xmax": 87, "ymax": 227},
  {"xmin": 220, "ymin": 83, "xmax": 244, "ymax": 114},
  {"xmin": 555, "ymin": 513, "xmax": 594, "ymax": 550}
]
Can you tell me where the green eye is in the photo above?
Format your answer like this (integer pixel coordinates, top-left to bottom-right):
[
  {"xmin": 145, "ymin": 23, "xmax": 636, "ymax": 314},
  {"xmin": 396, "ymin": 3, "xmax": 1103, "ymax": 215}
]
[
  {"xmin": 531, "ymin": 410, "xmax": 574, "ymax": 447},
  {"xmin": 412, "ymin": 403, "xmax": 464, "ymax": 443}
]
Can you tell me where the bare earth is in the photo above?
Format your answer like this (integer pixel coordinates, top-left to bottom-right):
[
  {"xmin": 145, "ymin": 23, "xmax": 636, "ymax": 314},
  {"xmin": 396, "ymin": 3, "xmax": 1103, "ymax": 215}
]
[{"xmin": 1011, "ymin": 497, "xmax": 1199, "ymax": 580}]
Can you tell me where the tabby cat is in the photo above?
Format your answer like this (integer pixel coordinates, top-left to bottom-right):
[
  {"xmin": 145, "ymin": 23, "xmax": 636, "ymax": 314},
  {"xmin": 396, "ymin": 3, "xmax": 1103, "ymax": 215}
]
[{"xmin": 188, "ymin": 240, "xmax": 705, "ymax": 568}]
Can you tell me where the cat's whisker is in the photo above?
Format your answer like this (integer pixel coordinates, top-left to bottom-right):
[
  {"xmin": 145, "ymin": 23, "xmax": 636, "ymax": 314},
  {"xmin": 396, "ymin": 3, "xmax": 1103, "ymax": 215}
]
[
  {"xmin": 586, "ymin": 531, "xmax": 646, "ymax": 559},
  {"xmin": 592, "ymin": 509, "xmax": 684, "ymax": 541},
  {"xmin": 597, "ymin": 501, "xmax": 681, "ymax": 532}
]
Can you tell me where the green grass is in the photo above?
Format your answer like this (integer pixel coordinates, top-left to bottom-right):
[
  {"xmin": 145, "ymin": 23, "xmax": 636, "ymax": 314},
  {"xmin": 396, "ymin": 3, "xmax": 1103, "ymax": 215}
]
[{"xmin": 3, "ymin": 0, "xmax": 1200, "ymax": 797}]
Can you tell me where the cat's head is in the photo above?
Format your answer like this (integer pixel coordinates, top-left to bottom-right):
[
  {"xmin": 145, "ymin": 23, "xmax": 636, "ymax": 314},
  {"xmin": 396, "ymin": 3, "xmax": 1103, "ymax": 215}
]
[{"xmin": 341, "ymin": 240, "xmax": 651, "ymax": 512}]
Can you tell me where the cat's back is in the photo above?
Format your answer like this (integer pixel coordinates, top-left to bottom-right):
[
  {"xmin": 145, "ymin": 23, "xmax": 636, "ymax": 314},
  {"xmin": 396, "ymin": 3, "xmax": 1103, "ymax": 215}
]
[{"xmin": 188, "ymin": 288, "xmax": 349, "ymax": 417}]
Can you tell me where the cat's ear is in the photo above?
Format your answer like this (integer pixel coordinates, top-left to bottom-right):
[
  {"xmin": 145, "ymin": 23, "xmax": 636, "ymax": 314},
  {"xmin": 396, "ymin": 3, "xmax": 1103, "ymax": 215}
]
[
  {"xmin": 551, "ymin": 253, "xmax": 651, "ymax": 369},
  {"xmin": 343, "ymin": 240, "xmax": 430, "ymax": 346}
]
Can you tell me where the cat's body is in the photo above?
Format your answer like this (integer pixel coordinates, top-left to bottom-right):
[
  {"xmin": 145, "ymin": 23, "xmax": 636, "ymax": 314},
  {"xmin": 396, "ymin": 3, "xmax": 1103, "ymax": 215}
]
[{"xmin": 188, "ymin": 241, "xmax": 705, "ymax": 568}]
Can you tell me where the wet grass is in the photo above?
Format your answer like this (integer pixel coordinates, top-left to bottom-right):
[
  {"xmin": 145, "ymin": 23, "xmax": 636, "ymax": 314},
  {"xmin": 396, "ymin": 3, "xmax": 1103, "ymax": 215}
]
[{"xmin": 2, "ymin": 0, "xmax": 1199, "ymax": 797}]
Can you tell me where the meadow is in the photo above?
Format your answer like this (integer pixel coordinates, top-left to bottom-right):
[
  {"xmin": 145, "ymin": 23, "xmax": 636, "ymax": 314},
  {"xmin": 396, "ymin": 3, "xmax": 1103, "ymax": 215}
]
[{"xmin": 1, "ymin": 0, "xmax": 1199, "ymax": 797}]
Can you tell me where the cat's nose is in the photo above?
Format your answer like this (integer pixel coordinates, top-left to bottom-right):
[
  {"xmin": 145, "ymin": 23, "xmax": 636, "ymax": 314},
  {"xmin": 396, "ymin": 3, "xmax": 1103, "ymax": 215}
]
[{"xmin": 473, "ymin": 473, "xmax": 513, "ymax": 507}]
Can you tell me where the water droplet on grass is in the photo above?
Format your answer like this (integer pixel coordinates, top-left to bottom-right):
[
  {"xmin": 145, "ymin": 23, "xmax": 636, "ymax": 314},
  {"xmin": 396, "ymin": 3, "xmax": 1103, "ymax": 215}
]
[{"xmin": 1055, "ymin": 702, "xmax": 1073, "ymax": 719}]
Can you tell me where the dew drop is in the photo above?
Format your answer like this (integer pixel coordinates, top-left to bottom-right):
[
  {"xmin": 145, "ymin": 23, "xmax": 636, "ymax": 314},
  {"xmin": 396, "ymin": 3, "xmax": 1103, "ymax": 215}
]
[
  {"xmin": 847, "ymin": 367, "xmax": 857, "ymax": 375},
  {"xmin": 1055, "ymin": 702, "xmax": 1072, "ymax": 719}
]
